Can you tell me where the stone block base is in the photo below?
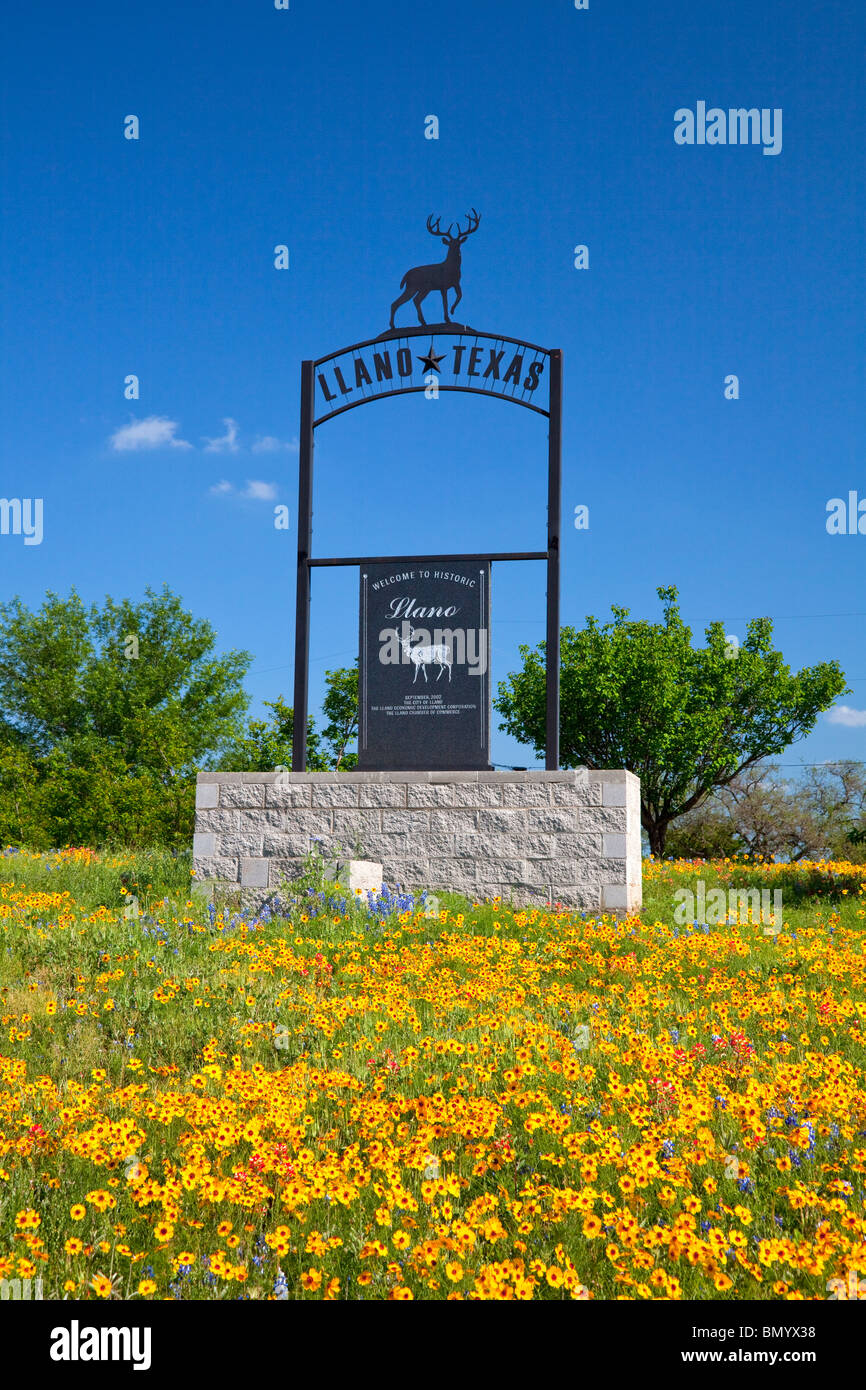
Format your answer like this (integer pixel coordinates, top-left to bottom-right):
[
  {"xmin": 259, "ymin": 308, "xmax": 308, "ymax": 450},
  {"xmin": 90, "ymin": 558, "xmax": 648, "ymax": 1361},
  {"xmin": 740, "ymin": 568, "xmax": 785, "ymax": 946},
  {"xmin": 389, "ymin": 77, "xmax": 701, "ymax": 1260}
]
[{"xmin": 193, "ymin": 769, "xmax": 642, "ymax": 915}]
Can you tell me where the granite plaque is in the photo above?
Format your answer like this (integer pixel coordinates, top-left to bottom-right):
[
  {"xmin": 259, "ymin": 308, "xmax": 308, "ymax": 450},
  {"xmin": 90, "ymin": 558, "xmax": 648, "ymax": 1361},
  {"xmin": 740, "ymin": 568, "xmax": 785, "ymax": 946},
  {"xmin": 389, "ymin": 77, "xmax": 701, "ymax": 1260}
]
[{"xmin": 358, "ymin": 560, "xmax": 491, "ymax": 770}]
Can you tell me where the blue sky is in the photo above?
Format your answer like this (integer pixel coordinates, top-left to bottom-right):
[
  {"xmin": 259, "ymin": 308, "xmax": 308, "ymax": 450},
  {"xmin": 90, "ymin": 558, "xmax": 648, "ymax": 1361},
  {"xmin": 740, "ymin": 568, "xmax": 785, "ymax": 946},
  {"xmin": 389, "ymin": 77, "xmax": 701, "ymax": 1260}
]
[{"xmin": 1, "ymin": 0, "xmax": 864, "ymax": 770}]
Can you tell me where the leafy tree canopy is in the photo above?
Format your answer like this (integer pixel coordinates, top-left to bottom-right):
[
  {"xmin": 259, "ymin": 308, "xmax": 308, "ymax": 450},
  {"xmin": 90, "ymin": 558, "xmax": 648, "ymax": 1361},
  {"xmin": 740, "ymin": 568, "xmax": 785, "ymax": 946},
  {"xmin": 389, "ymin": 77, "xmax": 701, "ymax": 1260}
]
[
  {"xmin": 494, "ymin": 586, "xmax": 848, "ymax": 855},
  {"xmin": 0, "ymin": 585, "xmax": 251, "ymax": 776}
]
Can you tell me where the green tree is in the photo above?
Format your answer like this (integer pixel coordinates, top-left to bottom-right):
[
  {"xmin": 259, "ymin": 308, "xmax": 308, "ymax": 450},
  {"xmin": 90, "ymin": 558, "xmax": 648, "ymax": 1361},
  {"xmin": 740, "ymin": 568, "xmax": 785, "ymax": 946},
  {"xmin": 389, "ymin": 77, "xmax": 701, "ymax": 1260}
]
[
  {"xmin": 494, "ymin": 586, "xmax": 848, "ymax": 856},
  {"xmin": 666, "ymin": 760, "xmax": 866, "ymax": 863},
  {"xmin": 214, "ymin": 695, "xmax": 328, "ymax": 772},
  {"xmin": 0, "ymin": 586, "xmax": 252, "ymax": 847},
  {"xmin": 320, "ymin": 664, "xmax": 359, "ymax": 769},
  {"xmin": 216, "ymin": 668, "xmax": 359, "ymax": 772}
]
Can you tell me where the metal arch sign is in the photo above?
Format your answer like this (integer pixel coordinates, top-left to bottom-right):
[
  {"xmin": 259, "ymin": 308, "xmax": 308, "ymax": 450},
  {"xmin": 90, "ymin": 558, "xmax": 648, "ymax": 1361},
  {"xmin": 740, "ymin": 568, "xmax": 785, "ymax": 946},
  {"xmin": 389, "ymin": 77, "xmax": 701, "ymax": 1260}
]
[
  {"xmin": 291, "ymin": 209, "xmax": 562, "ymax": 774},
  {"xmin": 313, "ymin": 326, "xmax": 552, "ymax": 426}
]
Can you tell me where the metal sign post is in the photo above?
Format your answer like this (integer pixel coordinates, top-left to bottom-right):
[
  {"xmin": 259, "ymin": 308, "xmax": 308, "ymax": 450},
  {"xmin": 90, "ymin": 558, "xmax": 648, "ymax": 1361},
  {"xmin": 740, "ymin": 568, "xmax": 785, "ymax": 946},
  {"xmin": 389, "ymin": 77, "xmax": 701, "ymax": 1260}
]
[{"xmin": 291, "ymin": 214, "xmax": 562, "ymax": 773}]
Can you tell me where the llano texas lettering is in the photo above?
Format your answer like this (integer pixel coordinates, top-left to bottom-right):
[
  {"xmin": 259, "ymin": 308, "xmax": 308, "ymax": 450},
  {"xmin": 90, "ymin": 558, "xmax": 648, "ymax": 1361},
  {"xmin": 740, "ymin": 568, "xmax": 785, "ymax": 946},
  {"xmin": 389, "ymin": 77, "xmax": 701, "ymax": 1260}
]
[
  {"xmin": 50, "ymin": 1321, "xmax": 152, "ymax": 1371},
  {"xmin": 316, "ymin": 340, "xmax": 547, "ymax": 413},
  {"xmin": 674, "ymin": 103, "xmax": 782, "ymax": 155}
]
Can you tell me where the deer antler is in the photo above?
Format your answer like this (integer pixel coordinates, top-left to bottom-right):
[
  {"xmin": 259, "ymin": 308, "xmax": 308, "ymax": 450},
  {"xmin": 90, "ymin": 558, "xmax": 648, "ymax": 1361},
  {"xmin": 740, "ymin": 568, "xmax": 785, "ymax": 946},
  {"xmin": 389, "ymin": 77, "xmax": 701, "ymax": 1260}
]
[
  {"xmin": 457, "ymin": 208, "xmax": 481, "ymax": 238},
  {"xmin": 426, "ymin": 215, "xmax": 445, "ymax": 237}
]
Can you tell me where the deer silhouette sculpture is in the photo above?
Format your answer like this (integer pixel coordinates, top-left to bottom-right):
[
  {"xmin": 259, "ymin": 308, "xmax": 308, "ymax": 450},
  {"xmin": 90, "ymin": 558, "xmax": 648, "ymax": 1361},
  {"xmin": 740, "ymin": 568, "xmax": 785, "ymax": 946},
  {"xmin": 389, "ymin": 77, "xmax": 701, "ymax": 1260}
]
[{"xmin": 390, "ymin": 210, "xmax": 481, "ymax": 330}]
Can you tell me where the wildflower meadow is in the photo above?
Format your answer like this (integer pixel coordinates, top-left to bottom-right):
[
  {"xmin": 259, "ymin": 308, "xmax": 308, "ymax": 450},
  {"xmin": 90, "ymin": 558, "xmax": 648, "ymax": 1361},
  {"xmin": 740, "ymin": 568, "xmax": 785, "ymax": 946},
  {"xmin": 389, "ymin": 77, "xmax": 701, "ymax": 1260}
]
[{"xmin": 1, "ymin": 848, "xmax": 864, "ymax": 1302}]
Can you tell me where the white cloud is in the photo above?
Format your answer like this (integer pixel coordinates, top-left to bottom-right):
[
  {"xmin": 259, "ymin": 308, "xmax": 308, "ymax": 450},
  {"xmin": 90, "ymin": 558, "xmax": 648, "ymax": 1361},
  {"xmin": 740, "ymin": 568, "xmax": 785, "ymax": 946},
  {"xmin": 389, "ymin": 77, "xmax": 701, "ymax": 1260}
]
[
  {"xmin": 826, "ymin": 705, "xmax": 866, "ymax": 728},
  {"xmin": 109, "ymin": 416, "xmax": 192, "ymax": 451},
  {"xmin": 242, "ymin": 480, "xmax": 277, "ymax": 500},
  {"xmin": 251, "ymin": 434, "xmax": 299, "ymax": 453},
  {"xmin": 208, "ymin": 478, "xmax": 278, "ymax": 501},
  {"xmin": 203, "ymin": 418, "xmax": 240, "ymax": 453}
]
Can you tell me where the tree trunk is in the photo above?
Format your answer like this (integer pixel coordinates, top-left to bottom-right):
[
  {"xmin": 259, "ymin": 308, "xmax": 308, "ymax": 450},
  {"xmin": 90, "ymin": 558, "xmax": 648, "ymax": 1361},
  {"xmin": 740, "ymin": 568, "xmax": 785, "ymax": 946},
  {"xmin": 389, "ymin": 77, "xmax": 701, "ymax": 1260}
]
[{"xmin": 647, "ymin": 819, "xmax": 668, "ymax": 858}]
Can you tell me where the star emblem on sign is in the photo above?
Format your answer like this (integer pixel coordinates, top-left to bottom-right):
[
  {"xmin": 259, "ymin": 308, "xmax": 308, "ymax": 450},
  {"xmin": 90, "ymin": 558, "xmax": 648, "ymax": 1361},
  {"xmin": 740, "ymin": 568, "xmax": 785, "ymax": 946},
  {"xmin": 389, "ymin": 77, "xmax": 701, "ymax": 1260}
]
[{"xmin": 417, "ymin": 346, "xmax": 446, "ymax": 373}]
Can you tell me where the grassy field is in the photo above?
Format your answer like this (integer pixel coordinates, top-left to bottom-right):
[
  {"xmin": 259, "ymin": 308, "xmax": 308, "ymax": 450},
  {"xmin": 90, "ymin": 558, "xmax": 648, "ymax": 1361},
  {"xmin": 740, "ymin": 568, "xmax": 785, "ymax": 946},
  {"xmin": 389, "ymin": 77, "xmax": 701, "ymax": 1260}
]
[{"xmin": 1, "ymin": 846, "xmax": 864, "ymax": 1301}]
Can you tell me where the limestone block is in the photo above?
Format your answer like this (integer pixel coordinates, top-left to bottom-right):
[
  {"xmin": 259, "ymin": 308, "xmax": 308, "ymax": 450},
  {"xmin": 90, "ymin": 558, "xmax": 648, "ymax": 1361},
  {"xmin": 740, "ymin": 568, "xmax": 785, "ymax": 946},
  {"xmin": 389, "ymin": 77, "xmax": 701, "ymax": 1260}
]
[
  {"xmin": 533, "ymin": 809, "xmax": 578, "ymax": 834},
  {"xmin": 193, "ymin": 856, "xmax": 239, "ymax": 883},
  {"xmin": 267, "ymin": 858, "xmax": 305, "ymax": 888},
  {"xmin": 331, "ymin": 810, "xmax": 385, "ymax": 842},
  {"xmin": 407, "ymin": 783, "xmax": 457, "ymax": 807},
  {"xmin": 262, "ymin": 831, "xmax": 319, "ymax": 857},
  {"xmin": 382, "ymin": 857, "xmax": 431, "ymax": 885},
  {"xmin": 477, "ymin": 809, "xmax": 526, "ymax": 836},
  {"xmin": 265, "ymin": 784, "xmax": 313, "ymax": 808},
  {"xmin": 282, "ymin": 810, "xmax": 335, "ymax": 836},
  {"xmin": 311, "ymin": 784, "xmax": 360, "ymax": 808},
  {"xmin": 429, "ymin": 858, "xmax": 478, "ymax": 888},
  {"xmin": 602, "ymin": 884, "xmax": 631, "ymax": 911},
  {"xmin": 337, "ymin": 860, "xmax": 384, "ymax": 896},
  {"xmin": 358, "ymin": 783, "xmax": 408, "ymax": 808},
  {"xmin": 578, "ymin": 806, "xmax": 627, "ymax": 832},
  {"xmin": 240, "ymin": 858, "xmax": 269, "ymax": 889},
  {"xmin": 476, "ymin": 857, "xmax": 526, "ymax": 882},
  {"xmin": 219, "ymin": 832, "xmax": 264, "ymax": 858},
  {"xmin": 603, "ymin": 833, "xmax": 628, "ymax": 859},
  {"xmin": 381, "ymin": 810, "xmax": 430, "ymax": 835},
  {"xmin": 221, "ymin": 784, "xmax": 266, "ymax": 809},
  {"xmin": 554, "ymin": 833, "xmax": 604, "ymax": 859},
  {"xmin": 502, "ymin": 782, "xmax": 552, "ymax": 808},
  {"xmin": 453, "ymin": 783, "xmax": 503, "ymax": 807},
  {"xmin": 195, "ymin": 809, "xmax": 237, "ymax": 832},
  {"xmin": 552, "ymin": 781, "xmax": 599, "ymax": 806},
  {"xmin": 522, "ymin": 834, "xmax": 557, "ymax": 858}
]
